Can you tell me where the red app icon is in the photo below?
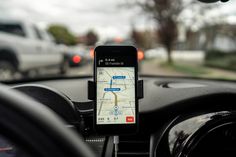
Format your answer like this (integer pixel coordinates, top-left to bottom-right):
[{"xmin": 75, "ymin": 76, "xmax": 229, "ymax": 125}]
[{"xmin": 126, "ymin": 116, "xmax": 134, "ymax": 122}]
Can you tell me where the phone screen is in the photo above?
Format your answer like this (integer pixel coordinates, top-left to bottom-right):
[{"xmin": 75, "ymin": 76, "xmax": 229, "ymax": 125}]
[
  {"xmin": 96, "ymin": 66, "xmax": 135, "ymax": 124},
  {"xmin": 95, "ymin": 46, "xmax": 138, "ymax": 131}
]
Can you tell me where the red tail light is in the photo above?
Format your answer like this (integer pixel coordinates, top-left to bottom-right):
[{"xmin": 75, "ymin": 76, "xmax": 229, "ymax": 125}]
[
  {"xmin": 90, "ymin": 48, "xmax": 94, "ymax": 58},
  {"xmin": 138, "ymin": 50, "xmax": 144, "ymax": 61},
  {"xmin": 72, "ymin": 55, "xmax": 81, "ymax": 63}
]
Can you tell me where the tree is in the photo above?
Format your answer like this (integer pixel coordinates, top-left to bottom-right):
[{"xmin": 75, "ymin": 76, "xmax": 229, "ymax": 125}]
[
  {"xmin": 47, "ymin": 25, "xmax": 77, "ymax": 46},
  {"xmin": 131, "ymin": 28, "xmax": 155, "ymax": 50},
  {"xmin": 85, "ymin": 30, "xmax": 98, "ymax": 46},
  {"xmin": 132, "ymin": 0, "xmax": 215, "ymax": 64}
]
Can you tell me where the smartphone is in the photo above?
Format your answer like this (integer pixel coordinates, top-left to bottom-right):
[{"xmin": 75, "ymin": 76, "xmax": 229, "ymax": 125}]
[{"xmin": 94, "ymin": 45, "xmax": 138, "ymax": 135}]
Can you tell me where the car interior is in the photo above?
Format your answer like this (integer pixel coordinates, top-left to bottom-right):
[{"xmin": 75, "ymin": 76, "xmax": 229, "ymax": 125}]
[{"xmin": 1, "ymin": 0, "xmax": 236, "ymax": 157}]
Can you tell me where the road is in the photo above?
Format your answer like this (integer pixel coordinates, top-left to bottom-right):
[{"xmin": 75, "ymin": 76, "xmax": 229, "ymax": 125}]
[
  {"xmin": 10, "ymin": 59, "xmax": 236, "ymax": 81},
  {"xmin": 66, "ymin": 59, "xmax": 236, "ymax": 80},
  {"xmin": 66, "ymin": 60, "xmax": 191, "ymax": 77},
  {"xmin": 66, "ymin": 60, "xmax": 183, "ymax": 77},
  {"xmin": 67, "ymin": 63, "xmax": 93, "ymax": 76}
]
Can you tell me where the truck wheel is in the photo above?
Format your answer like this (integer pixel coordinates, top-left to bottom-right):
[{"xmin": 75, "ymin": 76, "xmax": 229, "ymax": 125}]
[
  {"xmin": 59, "ymin": 59, "xmax": 69, "ymax": 75},
  {"xmin": 0, "ymin": 61, "xmax": 16, "ymax": 81}
]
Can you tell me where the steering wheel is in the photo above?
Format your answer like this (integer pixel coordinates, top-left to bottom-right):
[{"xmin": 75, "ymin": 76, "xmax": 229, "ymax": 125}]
[{"xmin": 0, "ymin": 84, "xmax": 96, "ymax": 157}]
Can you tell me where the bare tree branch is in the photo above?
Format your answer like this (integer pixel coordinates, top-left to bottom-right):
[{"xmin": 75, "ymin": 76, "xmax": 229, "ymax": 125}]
[{"xmin": 124, "ymin": 0, "xmax": 219, "ymax": 64}]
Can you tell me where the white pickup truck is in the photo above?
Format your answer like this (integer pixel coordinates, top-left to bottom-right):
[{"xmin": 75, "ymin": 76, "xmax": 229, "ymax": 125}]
[{"xmin": 0, "ymin": 20, "xmax": 68, "ymax": 80}]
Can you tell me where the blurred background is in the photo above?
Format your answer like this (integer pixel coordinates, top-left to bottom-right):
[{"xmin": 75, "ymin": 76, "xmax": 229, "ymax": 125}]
[{"xmin": 0, "ymin": 0, "xmax": 236, "ymax": 81}]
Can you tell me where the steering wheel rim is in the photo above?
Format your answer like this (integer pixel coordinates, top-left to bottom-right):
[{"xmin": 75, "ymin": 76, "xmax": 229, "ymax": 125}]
[{"xmin": 0, "ymin": 84, "xmax": 96, "ymax": 157}]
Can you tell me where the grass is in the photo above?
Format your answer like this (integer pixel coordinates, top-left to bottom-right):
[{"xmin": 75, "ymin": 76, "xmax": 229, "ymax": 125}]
[
  {"xmin": 205, "ymin": 49, "xmax": 236, "ymax": 71},
  {"xmin": 160, "ymin": 62, "xmax": 209, "ymax": 76},
  {"xmin": 206, "ymin": 58, "xmax": 236, "ymax": 71}
]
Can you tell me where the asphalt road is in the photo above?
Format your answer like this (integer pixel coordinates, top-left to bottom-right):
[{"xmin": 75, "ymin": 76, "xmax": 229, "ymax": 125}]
[
  {"xmin": 66, "ymin": 60, "xmax": 184, "ymax": 77},
  {"xmin": 66, "ymin": 59, "xmax": 236, "ymax": 80},
  {"xmin": 9, "ymin": 59, "xmax": 236, "ymax": 81},
  {"xmin": 67, "ymin": 64, "xmax": 93, "ymax": 76}
]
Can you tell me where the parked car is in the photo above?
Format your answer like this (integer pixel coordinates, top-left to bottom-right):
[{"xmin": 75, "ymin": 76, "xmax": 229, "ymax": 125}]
[
  {"xmin": 0, "ymin": 19, "xmax": 68, "ymax": 80},
  {"xmin": 89, "ymin": 39, "xmax": 145, "ymax": 63},
  {"xmin": 65, "ymin": 46, "xmax": 90, "ymax": 67},
  {"xmin": 103, "ymin": 38, "xmax": 145, "ymax": 61}
]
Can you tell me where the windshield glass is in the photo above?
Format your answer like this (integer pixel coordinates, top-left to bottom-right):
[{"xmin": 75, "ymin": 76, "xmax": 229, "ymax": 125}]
[{"xmin": 0, "ymin": 0, "xmax": 236, "ymax": 81}]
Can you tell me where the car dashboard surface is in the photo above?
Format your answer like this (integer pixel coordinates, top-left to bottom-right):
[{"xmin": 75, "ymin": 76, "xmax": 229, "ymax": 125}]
[{"xmin": 6, "ymin": 76, "xmax": 236, "ymax": 157}]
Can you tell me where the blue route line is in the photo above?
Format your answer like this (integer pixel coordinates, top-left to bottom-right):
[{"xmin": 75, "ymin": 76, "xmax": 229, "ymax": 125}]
[{"xmin": 110, "ymin": 79, "xmax": 112, "ymax": 86}]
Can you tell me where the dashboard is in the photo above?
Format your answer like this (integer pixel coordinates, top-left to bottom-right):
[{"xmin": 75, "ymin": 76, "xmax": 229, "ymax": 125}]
[{"xmin": 5, "ymin": 76, "xmax": 236, "ymax": 157}]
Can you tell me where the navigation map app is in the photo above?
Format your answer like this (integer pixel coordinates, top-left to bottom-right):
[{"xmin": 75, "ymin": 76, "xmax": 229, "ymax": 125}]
[{"xmin": 97, "ymin": 67, "xmax": 135, "ymax": 125}]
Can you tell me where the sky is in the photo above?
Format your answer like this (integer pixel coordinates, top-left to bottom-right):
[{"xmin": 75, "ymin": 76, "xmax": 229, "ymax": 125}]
[{"xmin": 0, "ymin": 0, "xmax": 235, "ymax": 40}]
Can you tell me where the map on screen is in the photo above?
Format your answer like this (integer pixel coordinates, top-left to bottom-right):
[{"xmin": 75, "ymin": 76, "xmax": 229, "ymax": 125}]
[{"xmin": 97, "ymin": 67, "xmax": 135, "ymax": 124}]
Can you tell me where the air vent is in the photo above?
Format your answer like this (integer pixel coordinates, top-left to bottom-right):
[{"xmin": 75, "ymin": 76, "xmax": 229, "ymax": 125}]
[{"xmin": 113, "ymin": 135, "xmax": 150, "ymax": 157}]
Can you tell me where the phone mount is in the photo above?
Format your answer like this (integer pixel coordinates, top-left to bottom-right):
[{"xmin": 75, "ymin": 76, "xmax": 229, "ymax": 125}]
[{"xmin": 88, "ymin": 80, "xmax": 144, "ymax": 100}]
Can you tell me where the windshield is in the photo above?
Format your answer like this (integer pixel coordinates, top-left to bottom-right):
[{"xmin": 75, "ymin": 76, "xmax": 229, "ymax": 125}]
[{"xmin": 0, "ymin": 0, "xmax": 236, "ymax": 81}]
